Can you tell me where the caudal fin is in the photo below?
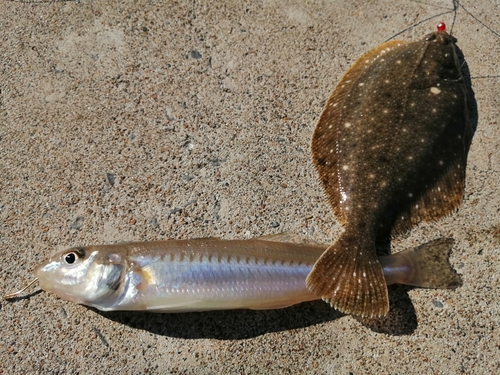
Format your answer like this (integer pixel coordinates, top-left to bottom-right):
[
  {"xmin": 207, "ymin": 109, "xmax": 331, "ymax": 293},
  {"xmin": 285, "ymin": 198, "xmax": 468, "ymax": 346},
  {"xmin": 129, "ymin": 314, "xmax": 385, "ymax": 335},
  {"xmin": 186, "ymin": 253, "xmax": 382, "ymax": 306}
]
[
  {"xmin": 305, "ymin": 233, "xmax": 389, "ymax": 318},
  {"xmin": 380, "ymin": 238, "xmax": 462, "ymax": 289}
]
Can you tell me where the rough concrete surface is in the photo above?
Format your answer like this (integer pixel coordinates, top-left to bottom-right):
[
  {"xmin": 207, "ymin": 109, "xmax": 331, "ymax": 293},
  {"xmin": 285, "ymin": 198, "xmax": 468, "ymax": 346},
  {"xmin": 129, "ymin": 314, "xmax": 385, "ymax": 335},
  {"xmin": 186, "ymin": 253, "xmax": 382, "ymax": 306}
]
[{"xmin": 1, "ymin": 0, "xmax": 499, "ymax": 374}]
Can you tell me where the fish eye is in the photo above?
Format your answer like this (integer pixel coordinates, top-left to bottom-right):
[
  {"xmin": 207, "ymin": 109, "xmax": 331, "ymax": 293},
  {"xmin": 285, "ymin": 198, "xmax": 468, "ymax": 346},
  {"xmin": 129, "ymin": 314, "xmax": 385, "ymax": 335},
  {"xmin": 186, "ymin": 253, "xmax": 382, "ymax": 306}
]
[
  {"xmin": 64, "ymin": 252, "xmax": 77, "ymax": 264},
  {"xmin": 62, "ymin": 248, "xmax": 84, "ymax": 265}
]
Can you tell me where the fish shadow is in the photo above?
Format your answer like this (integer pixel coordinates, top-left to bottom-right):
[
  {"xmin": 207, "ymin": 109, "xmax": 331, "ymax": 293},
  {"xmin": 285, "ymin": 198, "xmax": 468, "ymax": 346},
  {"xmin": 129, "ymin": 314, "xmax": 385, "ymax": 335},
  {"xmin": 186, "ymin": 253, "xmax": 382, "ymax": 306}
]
[
  {"xmin": 94, "ymin": 286, "xmax": 417, "ymax": 339},
  {"xmin": 354, "ymin": 285, "xmax": 418, "ymax": 334}
]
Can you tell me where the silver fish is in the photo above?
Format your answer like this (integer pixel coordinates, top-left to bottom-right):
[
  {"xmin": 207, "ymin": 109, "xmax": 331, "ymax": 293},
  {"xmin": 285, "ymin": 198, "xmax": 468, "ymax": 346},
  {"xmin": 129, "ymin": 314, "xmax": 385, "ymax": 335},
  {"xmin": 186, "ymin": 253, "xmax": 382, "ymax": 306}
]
[{"xmin": 5, "ymin": 236, "xmax": 461, "ymax": 312}]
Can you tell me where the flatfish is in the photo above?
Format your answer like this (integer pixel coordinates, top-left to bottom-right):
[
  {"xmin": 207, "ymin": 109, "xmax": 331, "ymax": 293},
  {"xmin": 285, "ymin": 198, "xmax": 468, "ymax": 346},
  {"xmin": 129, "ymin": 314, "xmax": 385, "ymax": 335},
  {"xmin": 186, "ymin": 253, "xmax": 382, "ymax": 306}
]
[{"xmin": 306, "ymin": 23, "xmax": 471, "ymax": 317}]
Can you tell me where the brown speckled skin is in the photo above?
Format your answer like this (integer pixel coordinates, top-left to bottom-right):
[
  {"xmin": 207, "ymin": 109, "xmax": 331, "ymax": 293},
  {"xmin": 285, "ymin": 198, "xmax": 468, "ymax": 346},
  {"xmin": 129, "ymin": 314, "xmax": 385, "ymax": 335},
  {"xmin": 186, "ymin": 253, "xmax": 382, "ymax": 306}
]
[{"xmin": 307, "ymin": 30, "xmax": 470, "ymax": 318}]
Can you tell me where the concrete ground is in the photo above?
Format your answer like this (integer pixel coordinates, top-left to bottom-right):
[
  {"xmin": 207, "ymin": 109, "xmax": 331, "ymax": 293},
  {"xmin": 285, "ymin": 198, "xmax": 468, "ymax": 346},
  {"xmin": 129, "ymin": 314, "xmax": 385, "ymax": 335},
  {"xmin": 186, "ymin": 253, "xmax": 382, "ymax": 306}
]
[{"xmin": 1, "ymin": 0, "xmax": 499, "ymax": 373}]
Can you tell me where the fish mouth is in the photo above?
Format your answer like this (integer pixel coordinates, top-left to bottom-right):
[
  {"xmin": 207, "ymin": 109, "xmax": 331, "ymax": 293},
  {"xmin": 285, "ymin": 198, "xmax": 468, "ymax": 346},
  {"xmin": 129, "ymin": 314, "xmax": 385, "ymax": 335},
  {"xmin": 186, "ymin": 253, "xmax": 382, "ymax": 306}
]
[{"xmin": 426, "ymin": 30, "xmax": 456, "ymax": 45}]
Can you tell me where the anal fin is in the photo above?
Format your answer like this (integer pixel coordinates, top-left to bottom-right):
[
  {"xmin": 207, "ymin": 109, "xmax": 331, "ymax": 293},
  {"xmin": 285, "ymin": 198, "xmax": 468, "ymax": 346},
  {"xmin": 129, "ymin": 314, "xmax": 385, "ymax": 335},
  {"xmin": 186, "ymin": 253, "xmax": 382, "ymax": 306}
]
[{"xmin": 306, "ymin": 233, "xmax": 389, "ymax": 318}]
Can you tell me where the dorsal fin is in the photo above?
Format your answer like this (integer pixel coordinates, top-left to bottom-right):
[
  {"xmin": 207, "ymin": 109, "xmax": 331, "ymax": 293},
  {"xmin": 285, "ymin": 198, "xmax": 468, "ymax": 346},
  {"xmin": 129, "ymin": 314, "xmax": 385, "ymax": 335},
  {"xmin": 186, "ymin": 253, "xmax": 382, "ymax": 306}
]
[
  {"xmin": 254, "ymin": 232, "xmax": 325, "ymax": 246},
  {"xmin": 392, "ymin": 160, "xmax": 466, "ymax": 235}
]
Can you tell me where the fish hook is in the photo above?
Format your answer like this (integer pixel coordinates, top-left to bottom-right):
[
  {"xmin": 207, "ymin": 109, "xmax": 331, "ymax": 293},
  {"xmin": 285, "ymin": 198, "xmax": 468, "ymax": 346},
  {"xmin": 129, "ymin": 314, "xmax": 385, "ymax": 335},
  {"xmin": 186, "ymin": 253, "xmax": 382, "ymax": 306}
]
[{"xmin": 3, "ymin": 278, "xmax": 39, "ymax": 299}]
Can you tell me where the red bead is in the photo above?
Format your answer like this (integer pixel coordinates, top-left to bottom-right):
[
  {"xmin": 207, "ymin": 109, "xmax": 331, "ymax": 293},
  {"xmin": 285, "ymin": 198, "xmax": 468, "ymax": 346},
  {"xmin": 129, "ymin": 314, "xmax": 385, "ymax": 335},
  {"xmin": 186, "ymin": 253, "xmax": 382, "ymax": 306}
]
[{"xmin": 437, "ymin": 22, "xmax": 446, "ymax": 32}]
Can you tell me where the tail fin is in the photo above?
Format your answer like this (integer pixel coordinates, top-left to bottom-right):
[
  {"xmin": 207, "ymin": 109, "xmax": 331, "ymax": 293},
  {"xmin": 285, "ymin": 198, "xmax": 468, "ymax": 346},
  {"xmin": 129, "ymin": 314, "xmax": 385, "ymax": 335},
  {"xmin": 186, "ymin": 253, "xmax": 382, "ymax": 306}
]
[
  {"xmin": 305, "ymin": 233, "xmax": 389, "ymax": 318},
  {"xmin": 380, "ymin": 238, "xmax": 462, "ymax": 289}
]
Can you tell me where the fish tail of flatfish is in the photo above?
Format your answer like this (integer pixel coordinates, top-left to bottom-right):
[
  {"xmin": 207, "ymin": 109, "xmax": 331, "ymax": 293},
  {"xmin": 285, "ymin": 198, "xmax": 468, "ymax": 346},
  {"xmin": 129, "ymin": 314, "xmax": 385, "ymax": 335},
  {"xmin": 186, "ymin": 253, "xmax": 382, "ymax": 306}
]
[
  {"xmin": 381, "ymin": 238, "xmax": 462, "ymax": 289},
  {"xmin": 306, "ymin": 231, "xmax": 388, "ymax": 318}
]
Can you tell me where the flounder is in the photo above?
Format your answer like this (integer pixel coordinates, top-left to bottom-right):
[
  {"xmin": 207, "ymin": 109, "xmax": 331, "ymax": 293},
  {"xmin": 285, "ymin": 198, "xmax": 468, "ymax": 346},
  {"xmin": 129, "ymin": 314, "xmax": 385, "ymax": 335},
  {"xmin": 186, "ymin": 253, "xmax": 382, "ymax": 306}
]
[{"xmin": 306, "ymin": 23, "xmax": 471, "ymax": 317}]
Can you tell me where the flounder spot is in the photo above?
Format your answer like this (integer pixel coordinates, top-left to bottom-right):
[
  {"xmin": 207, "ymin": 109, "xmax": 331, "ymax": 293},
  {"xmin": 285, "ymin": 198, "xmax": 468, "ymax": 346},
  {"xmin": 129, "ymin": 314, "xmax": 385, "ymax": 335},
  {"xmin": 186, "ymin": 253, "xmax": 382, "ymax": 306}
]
[
  {"xmin": 340, "ymin": 191, "xmax": 347, "ymax": 202},
  {"xmin": 430, "ymin": 87, "xmax": 441, "ymax": 94}
]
